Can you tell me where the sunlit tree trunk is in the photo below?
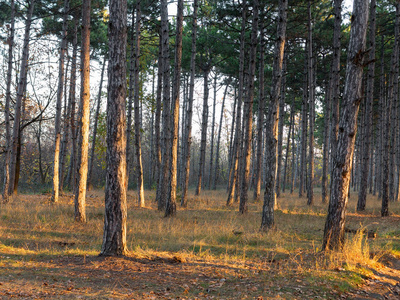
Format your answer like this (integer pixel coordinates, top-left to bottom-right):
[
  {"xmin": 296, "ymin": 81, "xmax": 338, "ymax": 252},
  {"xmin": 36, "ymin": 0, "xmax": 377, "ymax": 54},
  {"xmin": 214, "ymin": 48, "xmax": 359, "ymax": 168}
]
[
  {"xmin": 282, "ymin": 96, "xmax": 295, "ymax": 193},
  {"xmin": 2, "ymin": 0, "xmax": 15, "ymax": 202},
  {"xmin": 74, "ymin": 0, "xmax": 91, "ymax": 223},
  {"xmin": 261, "ymin": 0, "xmax": 287, "ymax": 230},
  {"xmin": 100, "ymin": 0, "xmax": 128, "ymax": 256},
  {"xmin": 322, "ymin": 0, "xmax": 369, "ymax": 250},
  {"xmin": 51, "ymin": 0, "xmax": 69, "ymax": 203}
]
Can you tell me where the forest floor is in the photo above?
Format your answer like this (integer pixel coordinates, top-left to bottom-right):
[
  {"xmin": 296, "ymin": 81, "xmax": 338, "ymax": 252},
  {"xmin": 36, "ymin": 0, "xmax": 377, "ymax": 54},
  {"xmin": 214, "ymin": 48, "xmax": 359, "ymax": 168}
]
[{"xmin": 0, "ymin": 189, "xmax": 399, "ymax": 299}]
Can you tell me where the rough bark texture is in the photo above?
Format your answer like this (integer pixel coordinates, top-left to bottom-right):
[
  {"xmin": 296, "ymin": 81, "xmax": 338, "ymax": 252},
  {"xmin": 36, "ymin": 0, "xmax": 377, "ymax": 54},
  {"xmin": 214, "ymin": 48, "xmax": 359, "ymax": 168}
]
[
  {"xmin": 181, "ymin": 0, "xmax": 197, "ymax": 207},
  {"xmin": 322, "ymin": 0, "xmax": 369, "ymax": 250},
  {"xmin": 74, "ymin": 0, "xmax": 91, "ymax": 223},
  {"xmin": 100, "ymin": 0, "xmax": 128, "ymax": 256},
  {"xmin": 9, "ymin": 0, "xmax": 35, "ymax": 196},
  {"xmin": 51, "ymin": 0, "xmax": 69, "ymax": 203},
  {"xmin": 134, "ymin": 1, "xmax": 145, "ymax": 207},
  {"xmin": 2, "ymin": 0, "xmax": 15, "ymax": 202},
  {"xmin": 239, "ymin": 0, "xmax": 259, "ymax": 214},
  {"xmin": 322, "ymin": 78, "xmax": 331, "ymax": 204},
  {"xmin": 165, "ymin": 0, "xmax": 183, "ymax": 217},
  {"xmin": 261, "ymin": 0, "xmax": 287, "ymax": 231},
  {"xmin": 253, "ymin": 18, "xmax": 265, "ymax": 202},
  {"xmin": 357, "ymin": 0, "xmax": 375, "ymax": 211}
]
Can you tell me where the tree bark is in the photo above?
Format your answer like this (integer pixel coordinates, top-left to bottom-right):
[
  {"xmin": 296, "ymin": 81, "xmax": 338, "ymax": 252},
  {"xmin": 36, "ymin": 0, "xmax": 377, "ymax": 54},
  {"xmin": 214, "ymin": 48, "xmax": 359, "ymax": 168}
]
[
  {"xmin": 51, "ymin": 0, "xmax": 69, "ymax": 203},
  {"xmin": 239, "ymin": 0, "xmax": 259, "ymax": 214},
  {"xmin": 100, "ymin": 0, "xmax": 128, "ymax": 256},
  {"xmin": 181, "ymin": 0, "xmax": 198, "ymax": 207},
  {"xmin": 261, "ymin": 0, "xmax": 287, "ymax": 230},
  {"xmin": 357, "ymin": 0, "xmax": 375, "ymax": 211},
  {"xmin": 208, "ymin": 74, "xmax": 217, "ymax": 189},
  {"xmin": 276, "ymin": 55, "xmax": 286, "ymax": 199},
  {"xmin": 74, "ymin": 0, "xmax": 91, "ymax": 223},
  {"xmin": 165, "ymin": 0, "xmax": 183, "ymax": 217},
  {"xmin": 322, "ymin": 0, "xmax": 369, "ymax": 250},
  {"xmin": 2, "ymin": 0, "xmax": 15, "ymax": 202},
  {"xmin": 282, "ymin": 96, "xmax": 294, "ymax": 193}
]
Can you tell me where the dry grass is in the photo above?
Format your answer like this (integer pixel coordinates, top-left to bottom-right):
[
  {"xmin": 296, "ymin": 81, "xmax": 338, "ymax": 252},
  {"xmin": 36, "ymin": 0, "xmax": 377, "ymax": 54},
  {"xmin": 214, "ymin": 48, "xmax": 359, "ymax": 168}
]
[{"xmin": 0, "ymin": 188, "xmax": 399, "ymax": 299}]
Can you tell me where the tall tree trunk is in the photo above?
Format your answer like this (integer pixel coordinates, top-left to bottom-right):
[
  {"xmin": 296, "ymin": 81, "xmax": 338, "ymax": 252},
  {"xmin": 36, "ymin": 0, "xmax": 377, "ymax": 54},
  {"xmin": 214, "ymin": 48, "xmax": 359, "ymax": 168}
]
[
  {"xmin": 239, "ymin": 0, "xmax": 259, "ymax": 214},
  {"xmin": 155, "ymin": 34, "xmax": 163, "ymax": 202},
  {"xmin": 100, "ymin": 0, "xmax": 128, "ymax": 256},
  {"xmin": 181, "ymin": 0, "xmax": 198, "ymax": 207},
  {"xmin": 51, "ymin": 0, "xmax": 69, "ymax": 203},
  {"xmin": 322, "ymin": 77, "xmax": 331, "ymax": 203},
  {"xmin": 74, "ymin": 0, "xmax": 91, "ymax": 222},
  {"xmin": 157, "ymin": 0, "xmax": 171, "ymax": 211},
  {"xmin": 261, "ymin": 0, "xmax": 287, "ymax": 230},
  {"xmin": 165, "ymin": 0, "xmax": 183, "ymax": 217},
  {"xmin": 330, "ymin": 0, "xmax": 342, "ymax": 187},
  {"xmin": 195, "ymin": 69, "xmax": 210, "ymax": 196},
  {"xmin": 213, "ymin": 81, "xmax": 229, "ymax": 190},
  {"xmin": 134, "ymin": 1, "xmax": 145, "ymax": 207},
  {"xmin": 126, "ymin": 10, "xmax": 135, "ymax": 190},
  {"xmin": 299, "ymin": 61, "xmax": 307, "ymax": 198},
  {"xmin": 253, "ymin": 17, "xmax": 265, "ymax": 201},
  {"xmin": 282, "ymin": 96, "xmax": 294, "ymax": 193},
  {"xmin": 357, "ymin": 0, "xmax": 375, "ymax": 211},
  {"xmin": 9, "ymin": 0, "xmax": 35, "ymax": 196},
  {"xmin": 307, "ymin": 0, "xmax": 315, "ymax": 206},
  {"xmin": 88, "ymin": 55, "xmax": 107, "ymax": 189},
  {"xmin": 382, "ymin": 3, "xmax": 399, "ymax": 216},
  {"xmin": 322, "ymin": 0, "xmax": 369, "ymax": 250},
  {"xmin": 276, "ymin": 55, "xmax": 286, "ymax": 198},
  {"xmin": 208, "ymin": 74, "xmax": 217, "ymax": 189},
  {"xmin": 2, "ymin": 0, "xmax": 15, "ymax": 202}
]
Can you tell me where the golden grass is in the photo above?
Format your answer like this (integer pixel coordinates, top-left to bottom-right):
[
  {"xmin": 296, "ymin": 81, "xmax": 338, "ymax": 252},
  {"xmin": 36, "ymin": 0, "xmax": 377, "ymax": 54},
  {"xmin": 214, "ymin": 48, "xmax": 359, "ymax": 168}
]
[{"xmin": 0, "ymin": 188, "xmax": 399, "ymax": 298}]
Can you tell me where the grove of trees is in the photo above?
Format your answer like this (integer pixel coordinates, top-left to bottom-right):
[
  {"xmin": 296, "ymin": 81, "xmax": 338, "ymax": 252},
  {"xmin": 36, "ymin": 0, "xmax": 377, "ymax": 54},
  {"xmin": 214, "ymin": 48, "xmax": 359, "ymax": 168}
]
[{"xmin": 0, "ymin": 0, "xmax": 397, "ymax": 253}]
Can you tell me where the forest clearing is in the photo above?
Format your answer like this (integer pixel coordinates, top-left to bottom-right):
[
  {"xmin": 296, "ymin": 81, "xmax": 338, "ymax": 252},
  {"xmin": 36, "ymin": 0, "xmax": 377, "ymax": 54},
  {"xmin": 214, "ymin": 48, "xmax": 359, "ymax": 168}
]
[{"xmin": 1, "ymin": 189, "xmax": 399, "ymax": 299}]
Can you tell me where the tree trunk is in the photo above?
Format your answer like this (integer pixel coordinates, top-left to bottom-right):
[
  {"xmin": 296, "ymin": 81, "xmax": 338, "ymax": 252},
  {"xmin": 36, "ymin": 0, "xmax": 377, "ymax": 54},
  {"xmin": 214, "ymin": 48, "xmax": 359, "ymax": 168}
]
[
  {"xmin": 155, "ymin": 34, "xmax": 163, "ymax": 201},
  {"xmin": 239, "ymin": 0, "xmax": 259, "ymax": 214},
  {"xmin": 253, "ymin": 17, "xmax": 265, "ymax": 202},
  {"xmin": 208, "ymin": 74, "xmax": 217, "ymax": 189},
  {"xmin": 2, "ymin": 0, "xmax": 15, "ymax": 202},
  {"xmin": 51, "ymin": 0, "xmax": 69, "ymax": 203},
  {"xmin": 134, "ymin": 1, "xmax": 145, "ymax": 207},
  {"xmin": 9, "ymin": 0, "xmax": 35, "ymax": 196},
  {"xmin": 195, "ymin": 69, "xmax": 210, "ymax": 196},
  {"xmin": 181, "ymin": 0, "xmax": 198, "ymax": 207},
  {"xmin": 276, "ymin": 55, "xmax": 286, "ymax": 199},
  {"xmin": 88, "ymin": 55, "xmax": 107, "ymax": 189},
  {"xmin": 357, "ymin": 0, "xmax": 375, "ymax": 211},
  {"xmin": 165, "ymin": 0, "xmax": 183, "ymax": 217},
  {"xmin": 261, "ymin": 0, "xmax": 287, "ymax": 230},
  {"xmin": 322, "ymin": 0, "xmax": 369, "ymax": 250},
  {"xmin": 100, "ymin": 0, "xmax": 128, "ymax": 256},
  {"xmin": 299, "ymin": 62, "xmax": 307, "ymax": 198},
  {"xmin": 74, "ymin": 0, "xmax": 91, "ymax": 222},
  {"xmin": 322, "ymin": 77, "xmax": 331, "ymax": 203},
  {"xmin": 282, "ymin": 96, "xmax": 294, "ymax": 193},
  {"xmin": 307, "ymin": 1, "xmax": 315, "ymax": 206}
]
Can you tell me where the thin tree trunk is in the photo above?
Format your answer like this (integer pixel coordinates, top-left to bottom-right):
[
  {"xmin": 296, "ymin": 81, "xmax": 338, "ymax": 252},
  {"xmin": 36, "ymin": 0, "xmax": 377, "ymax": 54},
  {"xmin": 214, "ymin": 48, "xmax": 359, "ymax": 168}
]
[
  {"xmin": 276, "ymin": 55, "xmax": 286, "ymax": 199},
  {"xmin": 51, "ymin": 0, "xmax": 69, "ymax": 203},
  {"xmin": 2, "ymin": 0, "xmax": 15, "ymax": 202},
  {"xmin": 100, "ymin": 0, "xmax": 128, "ymax": 256},
  {"xmin": 134, "ymin": 1, "xmax": 145, "ymax": 207},
  {"xmin": 322, "ymin": 77, "xmax": 331, "ymax": 203},
  {"xmin": 208, "ymin": 73, "xmax": 217, "ymax": 189},
  {"xmin": 299, "ymin": 61, "xmax": 307, "ymax": 198},
  {"xmin": 322, "ymin": 0, "xmax": 369, "ymax": 250},
  {"xmin": 9, "ymin": 0, "xmax": 35, "ymax": 196},
  {"xmin": 282, "ymin": 96, "xmax": 294, "ymax": 193},
  {"xmin": 357, "ymin": 0, "xmax": 375, "ymax": 211},
  {"xmin": 74, "ymin": 0, "xmax": 91, "ymax": 222},
  {"xmin": 181, "ymin": 0, "xmax": 198, "ymax": 207},
  {"xmin": 155, "ymin": 34, "xmax": 163, "ymax": 202},
  {"xmin": 261, "ymin": 0, "xmax": 287, "ymax": 230},
  {"xmin": 239, "ymin": 0, "xmax": 259, "ymax": 214}
]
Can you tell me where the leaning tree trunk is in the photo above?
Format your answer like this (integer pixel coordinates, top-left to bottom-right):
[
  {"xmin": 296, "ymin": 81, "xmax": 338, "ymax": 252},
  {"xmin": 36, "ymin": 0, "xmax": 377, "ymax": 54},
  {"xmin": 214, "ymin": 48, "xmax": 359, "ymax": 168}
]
[
  {"xmin": 382, "ymin": 2, "xmax": 399, "ymax": 216},
  {"xmin": 74, "ymin": 0, "xmax": 91, "ymax": 223},
  {"xmin": 9, "ymin": 0, "xmax": 35, "ymax": 196},
  {"xmin": 165, "ymin": 0, "xmax": 183, "ymax": 217},
  {"xmin": 181, "ymin": 0, "xmax": 198, "ymax": 207},
  {"xmin": 134, "ymin": 0, "xmax": 145, "ymax": 207},
  {"xmin": 195, "ymin": 69, "xmax": 210, "ymax": 196},
  {"xmin": 261, "ymin": 0, "xmax": 287, "ymax": 231},
  {"xmin": 253, "ymin": 17, "xmax": 265, "ymax": 201},
  {"xmin": 239, "ymin": 0, "xmax": 259, "ymax": 214},
  {"xmin": 100, "ymin": 0, "xmax": 128, "ymax": 257},
  {"xmin": 357, "ymin": 0, "xmax": 375, "ymax": 211},
  {"xmin": 2, "ymin": 0, "xmax": 15, "ymax": 202},
  {"xmin": 51, "ymin": 0, "xmax": 69, "ymax": 203},
  {"xmin": 322, "ymin": 0, "xmax": 369, "ymax": 250},
  {"xmin": 307, "ymin": 0, "xmax": 315, "ymax": 206},
  {"xmin": 88, "ymin": 55, "xmax": 107, "ymax": 189}
]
